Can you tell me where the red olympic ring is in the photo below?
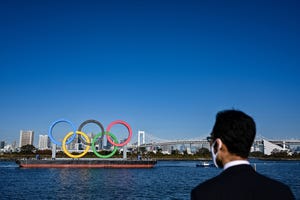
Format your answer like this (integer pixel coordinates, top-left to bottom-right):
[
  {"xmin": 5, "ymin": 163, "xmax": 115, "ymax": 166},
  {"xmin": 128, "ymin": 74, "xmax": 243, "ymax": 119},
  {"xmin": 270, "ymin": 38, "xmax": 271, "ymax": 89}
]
[{"xmin": 106, "ymin": 120, "xmax": 132, "ymax": 147}]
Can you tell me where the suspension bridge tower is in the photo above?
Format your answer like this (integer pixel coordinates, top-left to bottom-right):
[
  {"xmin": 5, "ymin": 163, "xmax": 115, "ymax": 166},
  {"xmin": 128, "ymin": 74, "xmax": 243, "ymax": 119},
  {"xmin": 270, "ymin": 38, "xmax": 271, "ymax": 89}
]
[{"xmin": 138, "ymin": 130, "xmax": 145, "ymax": 146}]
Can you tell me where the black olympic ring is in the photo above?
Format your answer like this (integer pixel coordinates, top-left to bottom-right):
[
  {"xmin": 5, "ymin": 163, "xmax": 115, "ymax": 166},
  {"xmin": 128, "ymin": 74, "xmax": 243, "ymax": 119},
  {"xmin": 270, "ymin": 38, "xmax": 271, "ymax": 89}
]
[{"xmin": 77, "ymin": 119, "xmax": 105, "ymax": 146}]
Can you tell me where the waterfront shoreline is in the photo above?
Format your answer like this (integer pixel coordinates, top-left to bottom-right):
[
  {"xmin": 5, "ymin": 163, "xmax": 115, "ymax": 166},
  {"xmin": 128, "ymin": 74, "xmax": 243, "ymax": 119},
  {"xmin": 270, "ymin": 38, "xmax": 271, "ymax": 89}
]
[{"xmin": 2, "ymin": 157, "xmax": 300, "ymax": 162}]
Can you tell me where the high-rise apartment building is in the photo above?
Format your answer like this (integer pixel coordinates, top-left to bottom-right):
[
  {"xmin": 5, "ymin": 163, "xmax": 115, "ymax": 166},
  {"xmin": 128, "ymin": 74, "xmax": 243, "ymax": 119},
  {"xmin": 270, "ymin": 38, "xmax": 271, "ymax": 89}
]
[
  {"xmin": 0, "ymin": 141, "xmax": 5, "ymax": 149},
  {"xmin": 19, "ymin": 130, "xmax": 34, "ymax": 147},
  {"xmin": 38, "ymin": 135, "xmax": 50, "ymax": 150}
]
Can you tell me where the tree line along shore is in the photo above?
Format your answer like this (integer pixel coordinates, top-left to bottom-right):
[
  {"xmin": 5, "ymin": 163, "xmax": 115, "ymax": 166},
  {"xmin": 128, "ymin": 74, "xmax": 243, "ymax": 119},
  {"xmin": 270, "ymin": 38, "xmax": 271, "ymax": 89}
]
[{"xmin": 1, "ymin": 145, "xmax": 300, "ymax": 161}]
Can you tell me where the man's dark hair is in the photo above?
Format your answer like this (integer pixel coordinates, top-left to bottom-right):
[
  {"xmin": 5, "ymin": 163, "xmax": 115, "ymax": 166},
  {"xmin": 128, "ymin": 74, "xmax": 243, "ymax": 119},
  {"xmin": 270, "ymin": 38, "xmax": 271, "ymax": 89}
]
[{"xmin": 211, "ymin": 109, "xmax": 256, "ymax": 158}]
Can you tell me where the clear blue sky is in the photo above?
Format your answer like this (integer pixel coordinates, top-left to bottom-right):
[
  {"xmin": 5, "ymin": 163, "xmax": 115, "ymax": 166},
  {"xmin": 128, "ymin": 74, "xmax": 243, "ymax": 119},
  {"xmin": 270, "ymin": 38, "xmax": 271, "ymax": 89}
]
[{"xmin": 0, "ymin": 0, "xmax": 299, "ymax": 145}]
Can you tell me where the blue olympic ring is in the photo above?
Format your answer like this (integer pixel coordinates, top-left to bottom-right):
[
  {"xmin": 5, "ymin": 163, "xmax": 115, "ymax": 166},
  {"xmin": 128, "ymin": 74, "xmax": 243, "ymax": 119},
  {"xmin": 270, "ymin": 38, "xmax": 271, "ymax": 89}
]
[{"xmin": 48, "ymin": 119, "xmax": 77, "ymax": 146}]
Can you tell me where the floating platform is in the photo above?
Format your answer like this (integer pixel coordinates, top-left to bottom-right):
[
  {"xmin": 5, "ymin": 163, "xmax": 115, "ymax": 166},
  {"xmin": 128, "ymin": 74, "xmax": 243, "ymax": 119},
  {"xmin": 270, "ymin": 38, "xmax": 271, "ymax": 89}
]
[{"xmin": 16, "ymin": 158, "xmax": 157, "ymax": 168}]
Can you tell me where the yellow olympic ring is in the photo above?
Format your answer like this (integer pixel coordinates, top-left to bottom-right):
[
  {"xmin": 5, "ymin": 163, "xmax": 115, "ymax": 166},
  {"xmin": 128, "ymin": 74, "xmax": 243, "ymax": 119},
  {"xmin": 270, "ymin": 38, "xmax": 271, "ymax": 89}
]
[{"xmin": 62, "ymin": 131, "xmax": 90, "ymax": 158}]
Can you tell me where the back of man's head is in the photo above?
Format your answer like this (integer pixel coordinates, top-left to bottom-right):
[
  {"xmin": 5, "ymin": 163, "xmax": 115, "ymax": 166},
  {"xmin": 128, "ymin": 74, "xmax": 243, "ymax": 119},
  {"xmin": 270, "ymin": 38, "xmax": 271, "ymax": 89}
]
[{"xmin": 211, "ymin": 110, "xmax": 256, "ymax": 158}]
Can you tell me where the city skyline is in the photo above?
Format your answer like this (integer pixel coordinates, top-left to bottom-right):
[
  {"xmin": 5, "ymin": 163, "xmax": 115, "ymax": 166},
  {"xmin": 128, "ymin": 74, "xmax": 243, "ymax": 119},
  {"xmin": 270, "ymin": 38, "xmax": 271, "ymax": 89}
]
[
  {"xmin": 1, "ymin": 1, "xmax": 300, "ymax": 144},
  {"xmin": 1, "ymin": 127, "xmax": 299, "ymax": 149}
]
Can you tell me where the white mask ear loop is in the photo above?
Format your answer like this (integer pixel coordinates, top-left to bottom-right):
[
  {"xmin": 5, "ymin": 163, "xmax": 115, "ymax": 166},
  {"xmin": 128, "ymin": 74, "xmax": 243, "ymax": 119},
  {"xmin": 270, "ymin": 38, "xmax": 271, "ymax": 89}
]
[{"xmin": 211, "ymin": 139, "xmax": 222, "ymax": 168}]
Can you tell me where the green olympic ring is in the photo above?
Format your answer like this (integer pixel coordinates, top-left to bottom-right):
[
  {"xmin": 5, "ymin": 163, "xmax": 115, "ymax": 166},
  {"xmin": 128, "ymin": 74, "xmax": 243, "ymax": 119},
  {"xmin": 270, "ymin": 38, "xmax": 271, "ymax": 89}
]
[{"xmin": 92, "ymin": 132, "xmax": 119, "ymax": 158}]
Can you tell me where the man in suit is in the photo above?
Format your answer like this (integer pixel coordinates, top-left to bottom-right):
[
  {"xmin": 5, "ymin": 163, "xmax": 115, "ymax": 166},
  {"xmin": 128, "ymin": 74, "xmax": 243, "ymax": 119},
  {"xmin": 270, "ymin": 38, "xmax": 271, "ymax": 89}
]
[{"xmin": 191, "ymin": 110, "xmax": 295, "ymax": 200}]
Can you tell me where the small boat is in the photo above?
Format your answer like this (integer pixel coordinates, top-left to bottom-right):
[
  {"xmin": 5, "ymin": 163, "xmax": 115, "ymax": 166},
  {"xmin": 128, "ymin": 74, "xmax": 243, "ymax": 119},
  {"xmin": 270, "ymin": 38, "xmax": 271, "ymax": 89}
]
[{"xmin": 196, "ymin": 161, "xmax": 214, "ymax": 168}]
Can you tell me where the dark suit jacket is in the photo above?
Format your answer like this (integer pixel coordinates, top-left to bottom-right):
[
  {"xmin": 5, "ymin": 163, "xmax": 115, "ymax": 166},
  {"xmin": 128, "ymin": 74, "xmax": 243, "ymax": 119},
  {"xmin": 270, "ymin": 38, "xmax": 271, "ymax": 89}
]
[{"xmin": 191, "ymin": 164, "xmax": 295, "ymax": 200}]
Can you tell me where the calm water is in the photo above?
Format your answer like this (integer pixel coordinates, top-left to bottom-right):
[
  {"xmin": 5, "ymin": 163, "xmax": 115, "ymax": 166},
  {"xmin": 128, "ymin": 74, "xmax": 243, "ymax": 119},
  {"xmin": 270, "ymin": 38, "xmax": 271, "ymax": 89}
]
[{"xmin": 0, "ymin": 160, "xmax": 299, "ymax": 200}]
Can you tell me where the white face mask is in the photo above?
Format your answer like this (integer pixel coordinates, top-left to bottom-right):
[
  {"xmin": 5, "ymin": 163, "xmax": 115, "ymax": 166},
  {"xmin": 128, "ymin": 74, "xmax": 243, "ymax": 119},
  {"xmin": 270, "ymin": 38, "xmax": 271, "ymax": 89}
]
[{"xmin": 211, "ymin": 139, "xmax": 222, "ymax": 168}]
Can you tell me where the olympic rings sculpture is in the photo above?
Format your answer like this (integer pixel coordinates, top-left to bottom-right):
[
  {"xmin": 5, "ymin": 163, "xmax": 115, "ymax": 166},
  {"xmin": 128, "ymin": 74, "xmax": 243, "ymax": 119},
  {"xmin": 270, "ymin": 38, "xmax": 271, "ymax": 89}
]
[{"xmin": 48, "ymin": 119, "xmax": 132, "ymax": 159}]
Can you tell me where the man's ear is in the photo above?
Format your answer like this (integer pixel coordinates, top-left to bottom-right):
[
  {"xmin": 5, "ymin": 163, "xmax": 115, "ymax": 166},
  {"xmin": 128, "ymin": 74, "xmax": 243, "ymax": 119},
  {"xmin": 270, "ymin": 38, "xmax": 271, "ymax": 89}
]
[
  {"xmin": 214, "ymin": 138, "xmax": 223, "ymax": 150},
  {"xmin": 213, "ymin": 138, "xmax": 223, "ymax": 153}
]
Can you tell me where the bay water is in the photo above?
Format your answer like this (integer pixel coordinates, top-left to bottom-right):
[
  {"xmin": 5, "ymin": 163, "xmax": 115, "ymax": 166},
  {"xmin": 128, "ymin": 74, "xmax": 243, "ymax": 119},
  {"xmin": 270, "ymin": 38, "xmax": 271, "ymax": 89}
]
[{"xmin": 0, "ymin": 160, "xmax": 299, "ymax": 199}]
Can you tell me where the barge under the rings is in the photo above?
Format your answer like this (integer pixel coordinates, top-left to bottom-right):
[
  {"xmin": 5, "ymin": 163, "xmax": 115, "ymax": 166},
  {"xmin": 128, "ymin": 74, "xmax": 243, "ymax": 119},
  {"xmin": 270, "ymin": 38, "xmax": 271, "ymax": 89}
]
[{"xmin": 16, "ymin": 158, "xmax": 157, "ymax": 168}]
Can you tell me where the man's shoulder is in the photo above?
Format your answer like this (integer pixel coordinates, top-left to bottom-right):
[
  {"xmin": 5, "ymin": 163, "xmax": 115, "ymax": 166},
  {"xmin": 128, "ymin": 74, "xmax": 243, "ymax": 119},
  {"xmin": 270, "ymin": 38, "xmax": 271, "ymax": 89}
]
[
  {"xmin": 192, "ymin": 173, "xmax": 224, "ymax": 193},
  {"xmin": 254, "ymin": 170, "xmax": 292, "ymax": 189},
  {"xmin": 191, "ymin": 165, "xmax": 295, "ymax": 199},
  {"xmin": 191, "ymin": 173, "xmax": 233, "ymax": 199},
  {"xmin": 192, "ymin": 165, "xmax": 247, "ymax": 192},
  {"xmin": 191, "ymin": 178, "xmax": 214, "ymax": 199},
  {"xmin": 225, "ymin": 164, "xmax": 291, "ymax": 190}
]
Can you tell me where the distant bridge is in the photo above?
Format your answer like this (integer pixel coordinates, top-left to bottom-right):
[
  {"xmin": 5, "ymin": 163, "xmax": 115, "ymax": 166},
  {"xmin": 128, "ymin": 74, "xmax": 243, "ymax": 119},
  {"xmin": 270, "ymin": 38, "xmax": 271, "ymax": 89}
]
[
  {"xmin": 130, "ymin": 131, "xmax": 300, "ymax": 153},
  {"xmin": 139, "ymin": 139, "xmax": 209, "ymax": 147},
  {"xmin": 132, "ymin": 131, "xmax": 208, "ymax": 146}
]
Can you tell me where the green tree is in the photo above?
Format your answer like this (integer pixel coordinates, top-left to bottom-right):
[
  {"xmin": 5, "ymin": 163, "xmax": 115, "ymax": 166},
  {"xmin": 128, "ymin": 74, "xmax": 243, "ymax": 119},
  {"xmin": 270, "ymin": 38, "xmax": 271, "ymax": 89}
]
[
  {"xmin": 195, "ymin": 148, "xmax": 210, "ymax": 158},
  {"xmin": 249, "ymin": 151, "xmax": 264, "ymax": 158},
  {"xmin": 20, "ymin": 144, "xmax": 36, "ymax": 154},
  {"xmin": 171, "ymin": 149, "xmax": 180, "ymax": 155},
  {"xmin": 270, "ymin": 149, "xmax": 289, "ymax": 158},
  {"xmin": 138, "ymin": 147, "xmax": 147, "ymax": 154}
]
